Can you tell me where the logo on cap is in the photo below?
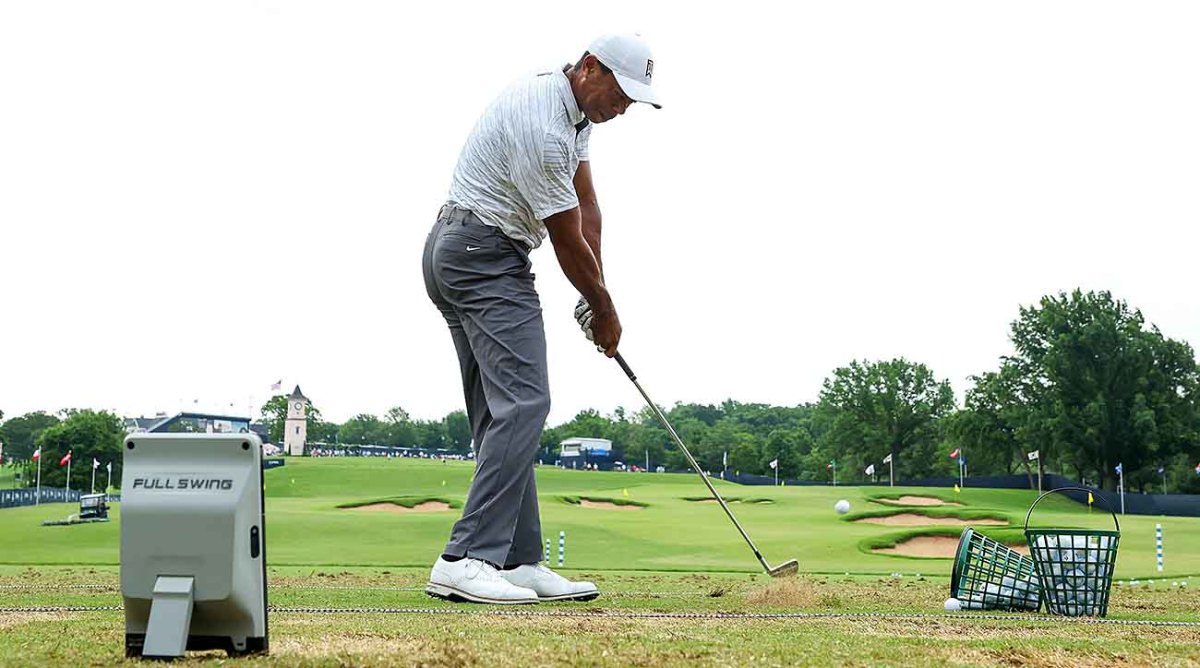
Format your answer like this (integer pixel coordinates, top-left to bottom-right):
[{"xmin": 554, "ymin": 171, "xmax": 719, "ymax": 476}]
[{"xmin": 645, "ymin": 59, "xmax": 654, "ymax": 81}]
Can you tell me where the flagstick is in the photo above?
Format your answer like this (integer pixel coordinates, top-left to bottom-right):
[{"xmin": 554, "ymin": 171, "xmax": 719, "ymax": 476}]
[
  {"xmin": 66, "ymin": 456, "xmax": 71, "ymax": 494},
  {"xmin": 91, "ymin": 465, "xmax": 96, "ymax": 494},
  {"xmin": 35, "ymin": 456, "xmax": 41, "ymax": 506},
  {"xmin": 1119, "ymin": 467, "xmax": 1125, "ymax": 515},
  {"xmin": 832, "ymin": 461, "xmax": 837, "ymax": 487}
]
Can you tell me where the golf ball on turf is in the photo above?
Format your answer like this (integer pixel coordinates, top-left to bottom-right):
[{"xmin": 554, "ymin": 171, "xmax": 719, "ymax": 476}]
[
  {"xmin": 834, "ymin": 500, "xmax": 851, "ymax": 514},
  {"xmin": 944, "ymin": 597, "xmax": 962, "ymax": 611}
]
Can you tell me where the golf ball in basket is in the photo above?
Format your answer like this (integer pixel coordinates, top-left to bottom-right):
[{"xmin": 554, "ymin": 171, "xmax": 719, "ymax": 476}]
[
  {"xmin": 944, "ymin": 597, "xmax": 962, "ymax": 611},
  {"xmin": 834, "ymin": 500, "xmax": 851, "ymax": 514}
]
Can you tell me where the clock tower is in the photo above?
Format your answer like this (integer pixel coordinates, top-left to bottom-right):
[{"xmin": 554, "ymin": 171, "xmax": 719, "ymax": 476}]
[{"xmin": 283, "ymin": 385, "xmax": 309, "ymax": 456}]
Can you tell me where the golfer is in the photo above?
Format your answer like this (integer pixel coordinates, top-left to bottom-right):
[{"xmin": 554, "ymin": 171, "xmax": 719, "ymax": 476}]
[{"xmin": 422, "ymin": 33, "xmax": 661, "ymax": 604}]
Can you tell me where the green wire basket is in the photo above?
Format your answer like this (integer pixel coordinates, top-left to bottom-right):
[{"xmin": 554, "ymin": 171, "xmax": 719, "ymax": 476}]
[
  {"xmin": 950, "ymin": 527, "xmax": 1041, "ymax": 611},
  {"xmin": 1024, "ymin": 487, "xmax": 1121, "ymax": 617}
]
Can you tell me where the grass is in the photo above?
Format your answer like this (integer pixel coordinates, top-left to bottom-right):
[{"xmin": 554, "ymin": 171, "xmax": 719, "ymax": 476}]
[
  {"xmin": 1, "ymin": 566, "xmax": 1198, "ymax": 667},
  {"xmin": 3, "ymin": 460, "xmax": 1191, "ymax": 576},
  {"xmin": 3, "ymin": 458, "xmax": 1200, "ymax": 666}
]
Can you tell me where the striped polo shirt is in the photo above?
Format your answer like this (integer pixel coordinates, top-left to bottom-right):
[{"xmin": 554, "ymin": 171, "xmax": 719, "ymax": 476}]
[{"xmin": 446, "ymin": 67, "xmax": 592, "ymax": 250}]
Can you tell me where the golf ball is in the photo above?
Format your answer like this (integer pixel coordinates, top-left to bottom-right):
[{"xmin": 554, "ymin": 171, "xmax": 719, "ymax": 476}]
[
  {"xmin": 944, "ymin": 597, "xmax": 962, "ymax": 611},
  {"xmin": 834, "ymin": 500, "xmax": 850, "ymax": 514}
]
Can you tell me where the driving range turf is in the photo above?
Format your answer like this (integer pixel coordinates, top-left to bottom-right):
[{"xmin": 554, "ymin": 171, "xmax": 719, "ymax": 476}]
[{"xmin": 2, "ymin": 457, "xmax": 1198, "ymax": 666}]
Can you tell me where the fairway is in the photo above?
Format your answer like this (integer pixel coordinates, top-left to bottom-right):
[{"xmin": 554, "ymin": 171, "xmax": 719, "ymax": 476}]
[
  {"xmin": 5, "ymin": 457, "xmax": 1199, "ymax": 577},
  {"xmin": 3, "ymin": 458, "xmax": 1199, "ymax": 666}
]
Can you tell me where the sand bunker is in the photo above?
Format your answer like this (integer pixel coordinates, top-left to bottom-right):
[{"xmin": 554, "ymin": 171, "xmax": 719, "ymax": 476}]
[
  {"xmin": 579, "ymin": 500, "xmax": 642, "ymax": 511},
  {"xmin": 873, "ymin": 535, "xmax": 1029, "ymax": 558},
  {"xmin": 855, "ymin": 513, "xmax": 1005, "ymax": 527},
  {"xmin": 349, "ymin": 501, "xmax": 451, "ymax": 513},
  {"xmin": 687, "ymin": 498, "xmax": 772, "ymax": 504},
  {"xmin": 876, "ymin": 496, "xmax": 961, "ymax": 507}
]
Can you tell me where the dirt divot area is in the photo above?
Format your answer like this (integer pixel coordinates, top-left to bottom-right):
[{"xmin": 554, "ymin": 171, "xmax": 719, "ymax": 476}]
[
  {"xmin": 855, "ymin": 513, "xmax": 1005, "ymax": 527},
  {"xmin": 876, "ymin": 495, "xmax": 961, "ymax": 507}
]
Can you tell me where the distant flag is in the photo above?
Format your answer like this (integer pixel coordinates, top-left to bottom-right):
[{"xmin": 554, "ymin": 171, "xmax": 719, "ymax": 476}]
[
  {"xmin": 1157, "ymin": 466, "xmax": 1165, "ymax": 475},
  {"xmin": 1088, "ymin": 491, "xmax": 1094, "ymax": 506},
  {"xmin": 1027, "ymin": 450, "xmax": 1039, "ymax": 461},
  {"xmin": 882, "ymin": 453, "xmax": 892, "ymax": 464},
  {"xmin": 93, "ymin": 458, "xmax": 100, "ymax": 470},
  {"xmin": 722, "ymin": 451, "xmax": 728, "ymax": 468},
  {"xmin": 865, "ymin": 464, "xmax": 876, "ymax": 476},
  {"xmin": 32, "ymin": 448, "xmax": 41, "ymax": 461},
  {"xmin": 1194, "ymin": 462, "xmax": 1200, "ymax": 476},
  {"xmin": 948, "ymin": 448, "xmax": 961, "ymax": 459},
  {"xmin": 1114, "ymin": 463, "xmax": 1123, "ymax": 476},
  {"xmin": 270, "ymin": 379, "xmax": 282, "ymax": 392},
  {"xmin": 106, "ymin": 462, "xmax": 112, "ymax": 474},
  {"xmin": 769, "ymin": 458, "xmax": 779, "ymax": 470},
  {"xmin": 60, "ymin": 451, "xmax": 72, "ymax": 466},
  {"xmin": 953, "ymin": 484, "xmax": 961, "ymax": 493},
  {"xmin": 623, "ymin": 488, "xmax": 629, "ymax": 498},
  {"xmin": 825, "ymin": 462, "xmax": 833, "ymax": 470}
]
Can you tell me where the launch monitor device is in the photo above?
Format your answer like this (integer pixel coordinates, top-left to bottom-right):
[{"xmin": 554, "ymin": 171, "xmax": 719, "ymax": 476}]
[{"xmin": 121, "ymin": 433, "xmax": 268, "ymax": 658}]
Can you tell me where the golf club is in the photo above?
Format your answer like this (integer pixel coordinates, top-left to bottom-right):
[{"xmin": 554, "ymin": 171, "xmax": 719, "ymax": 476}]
[{"xmin": 614, "ymin": 353, "xmax": 799, "ymax": 578}]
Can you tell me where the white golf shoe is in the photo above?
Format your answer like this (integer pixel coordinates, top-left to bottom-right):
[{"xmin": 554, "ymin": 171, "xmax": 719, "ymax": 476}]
[
  {"xmin": 425, "ymin": 557, "xmax": 540, "ymax": 604},
  {"xmin": 498, "ymin": 563, "xmax": 600, "ymax": 602}
]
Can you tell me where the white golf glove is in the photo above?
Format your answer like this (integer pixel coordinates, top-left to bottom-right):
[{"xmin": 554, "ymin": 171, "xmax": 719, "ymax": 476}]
[{"xmin": 574, "ymin": 296, "xmax": 594, "ymax": 342}]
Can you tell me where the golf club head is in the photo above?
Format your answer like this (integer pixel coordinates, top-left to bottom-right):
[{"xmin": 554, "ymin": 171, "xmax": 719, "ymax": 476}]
[{"xmin": 768, "ymin": 559, "xmax": 800, "ymax": 578}]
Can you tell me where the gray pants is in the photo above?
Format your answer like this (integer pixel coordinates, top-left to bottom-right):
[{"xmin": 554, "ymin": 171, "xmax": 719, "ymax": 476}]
[{"xmin": 422, "ymin": 205, "xmax": 550, "ymax": 568}]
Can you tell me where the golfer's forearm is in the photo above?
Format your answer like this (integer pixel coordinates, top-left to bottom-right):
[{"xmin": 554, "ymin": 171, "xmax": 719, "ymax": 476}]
[
  {"xmin": 552, "ymin": 235, "xmax": 612, "ymax": 314},
  {"xmin": 580, "ymin": 204, "xmax": 603, "ymax": 278},
  {"xmin": 545, "ymin": 208, "xmax": 612, "ymax": 314}
]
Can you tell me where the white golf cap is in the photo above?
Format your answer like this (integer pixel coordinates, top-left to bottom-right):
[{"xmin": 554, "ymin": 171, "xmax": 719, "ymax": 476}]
[{"xmin": 588, "ymin": 33, "xmax": 662, "ymax": 109}]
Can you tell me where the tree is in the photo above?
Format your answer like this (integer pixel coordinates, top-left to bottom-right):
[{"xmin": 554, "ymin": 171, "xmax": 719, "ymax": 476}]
[
  {"xmin": 1007, "ymin": 289, "xmax": 1200, "ymax": 490},
  {"xmin": 626, "ymin": 418, "xmax": 669, "ymax": 470},
  {"xmin": 948, "ymin": 363, "xmax": 1038, "ymax": 486},
  {"xmin": 339, "ymin": 414, "xmax": 386, "ymax": 445},
  {"xmin": 0, "ymin": 411, "xmax": 61, "ymax": 461},
  {"xmin": 444, "ymin": 410, "xmax": 472, "ymax": 453},
  {"xmin": 817, "ymin": 358, "xmax": 956, "ymax": 481},
  {"xmin": 258, "ymin": 396, "xmax": 324, "ymax": 444},
  {"xmin": 698, "ymin": 419, "xmax": 756, "ymax": 473},
  {"xmin": 308, "ymin": 420, "xmax": 340, "ymax": 444},
  {"xmin": 33, "ymin": 410, "xmax": 124, "ymax": 490},
  {"xmin": 382, "ymin": 406, "xmax": 417, "ymax": 447}
]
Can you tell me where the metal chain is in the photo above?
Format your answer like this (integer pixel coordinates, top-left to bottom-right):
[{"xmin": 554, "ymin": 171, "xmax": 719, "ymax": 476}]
[{"xmin": 3, "ymin": 605, "xmax": 1197, "ymax": 628}]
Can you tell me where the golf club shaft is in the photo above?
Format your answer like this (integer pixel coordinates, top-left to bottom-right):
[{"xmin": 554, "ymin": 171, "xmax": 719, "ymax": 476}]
[{"xmin": 614, "ymin": 353, "xmax": 772, "ymax": 573}]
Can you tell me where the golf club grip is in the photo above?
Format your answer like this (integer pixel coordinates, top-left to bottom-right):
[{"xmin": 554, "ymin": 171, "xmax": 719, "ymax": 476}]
[{"xmin": 614, "ymin": 353, "xmax": 636, "ymax": 381}]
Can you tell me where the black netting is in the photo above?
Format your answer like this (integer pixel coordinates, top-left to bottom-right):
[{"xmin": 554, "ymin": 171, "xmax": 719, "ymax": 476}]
[{"xmin": 951, "ymin": 528, "xmax": 1041, "ymax": 611}]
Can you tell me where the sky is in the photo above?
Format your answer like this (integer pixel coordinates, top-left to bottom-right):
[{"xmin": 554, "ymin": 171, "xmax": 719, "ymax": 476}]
[{"xmin": 2, "ymin": 1, "xmax": 1198, "ymax": 426}]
